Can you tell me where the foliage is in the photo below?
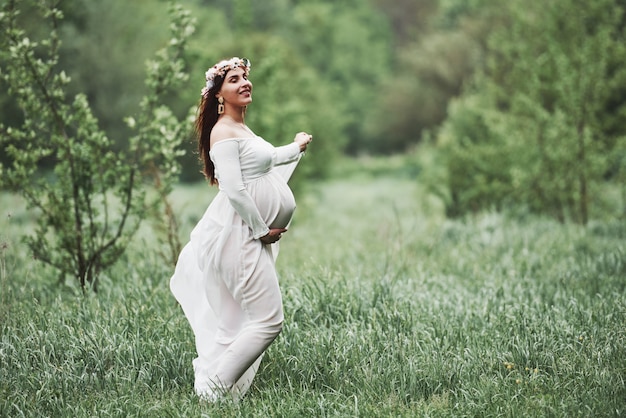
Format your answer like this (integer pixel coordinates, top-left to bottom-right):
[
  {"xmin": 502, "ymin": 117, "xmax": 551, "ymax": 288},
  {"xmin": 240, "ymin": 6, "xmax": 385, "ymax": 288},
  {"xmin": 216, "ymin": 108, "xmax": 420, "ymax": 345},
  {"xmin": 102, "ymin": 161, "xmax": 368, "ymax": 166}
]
[
  {"xmin": 1, "ymin": 171, "xmax": 625, "ymax": 416},
  {"xmin": 437, "ymin": 94, "xmax": 516, "ymax": 216},
  {"xmin": 0, "ymin": 0, "xmax": 515, "ymax": 159},
  {"xmin": 0, "ymin": 0, "xmax": 192, "ymax": 289},
  {"xmin": 362, "ymin": 0, "xmax": 500, "ymax": 153},
  {"xmin": 124, "ymin": 3, "xmax": 194, "ymax": 268},
  {"xmin": 56, "ymin": 0, "xmax": 174, "ymax": 148},
  {"xmin": 363, "ymin": 29, "xmax": 482, "ymax": 153},
  {"xmin": 0, "ymin": 0, "xmax": 398, "ymax": 163},
  {"xmin": 284, "ymin": 1, "xmax": 393, "ymax": 154},
  {"xmin": 438, "ymin": 0, "xmax": 626, "ymax": 223}
]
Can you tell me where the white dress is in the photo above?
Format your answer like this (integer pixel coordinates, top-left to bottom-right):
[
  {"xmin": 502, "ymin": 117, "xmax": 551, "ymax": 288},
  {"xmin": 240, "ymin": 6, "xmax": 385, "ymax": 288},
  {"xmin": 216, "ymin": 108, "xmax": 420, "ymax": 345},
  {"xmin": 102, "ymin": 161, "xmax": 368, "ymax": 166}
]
[{"xmin": 170, "ymin": 136, "xmax": 302, "ymax": 400}]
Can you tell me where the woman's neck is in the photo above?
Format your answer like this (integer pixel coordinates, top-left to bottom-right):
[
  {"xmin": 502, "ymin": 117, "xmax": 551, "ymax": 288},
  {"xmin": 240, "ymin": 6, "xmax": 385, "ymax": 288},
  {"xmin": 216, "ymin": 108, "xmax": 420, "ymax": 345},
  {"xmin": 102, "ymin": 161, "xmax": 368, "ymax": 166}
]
[
  {"xmin": 221, "ymin": 110, "xmax": 245, "ymax": 125},
  {"xmin": 219, "ymin": 113, "xmax": 255, "ymax": 136}
]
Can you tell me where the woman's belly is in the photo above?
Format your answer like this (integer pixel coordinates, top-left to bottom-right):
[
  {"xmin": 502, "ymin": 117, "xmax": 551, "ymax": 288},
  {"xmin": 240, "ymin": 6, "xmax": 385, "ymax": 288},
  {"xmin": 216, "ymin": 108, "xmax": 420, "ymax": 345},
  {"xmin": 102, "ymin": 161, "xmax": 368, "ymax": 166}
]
[{"xmin": 250, "ymin": 174, "xmax": 296, "ymax": 229}]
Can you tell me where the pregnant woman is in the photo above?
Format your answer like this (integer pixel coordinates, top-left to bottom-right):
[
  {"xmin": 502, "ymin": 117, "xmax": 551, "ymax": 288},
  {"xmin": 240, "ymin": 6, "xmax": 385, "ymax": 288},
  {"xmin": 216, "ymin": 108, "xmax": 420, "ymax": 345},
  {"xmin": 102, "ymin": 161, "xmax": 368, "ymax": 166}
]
[{"xmin": 170, "ymin": 57, "xmax": 312, "ymax": 401}]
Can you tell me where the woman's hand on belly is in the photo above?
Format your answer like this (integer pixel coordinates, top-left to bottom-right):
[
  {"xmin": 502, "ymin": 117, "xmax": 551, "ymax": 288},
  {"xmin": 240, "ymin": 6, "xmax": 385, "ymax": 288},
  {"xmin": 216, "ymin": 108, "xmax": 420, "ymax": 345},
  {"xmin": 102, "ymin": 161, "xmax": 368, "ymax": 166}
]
[{"xmin": 260, "ymin": 228, "xmax": 287, "ymax": 244}]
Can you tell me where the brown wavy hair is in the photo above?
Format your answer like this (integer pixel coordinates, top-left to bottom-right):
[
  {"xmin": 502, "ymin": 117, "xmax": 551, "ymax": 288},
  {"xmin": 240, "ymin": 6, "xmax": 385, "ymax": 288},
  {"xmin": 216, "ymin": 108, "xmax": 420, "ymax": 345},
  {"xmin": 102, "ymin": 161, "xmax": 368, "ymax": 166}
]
[{"xmin": 195, "ymin": 76, "xmax": 226, "ymax": 185}]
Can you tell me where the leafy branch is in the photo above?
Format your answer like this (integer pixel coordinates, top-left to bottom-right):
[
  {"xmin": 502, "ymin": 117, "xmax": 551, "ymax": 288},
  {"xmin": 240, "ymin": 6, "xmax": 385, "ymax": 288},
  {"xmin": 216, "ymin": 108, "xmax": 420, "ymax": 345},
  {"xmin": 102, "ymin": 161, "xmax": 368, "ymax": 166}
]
[{"xmin": 0, "ymin": 0, "xmax": 193, "ymax": 290}]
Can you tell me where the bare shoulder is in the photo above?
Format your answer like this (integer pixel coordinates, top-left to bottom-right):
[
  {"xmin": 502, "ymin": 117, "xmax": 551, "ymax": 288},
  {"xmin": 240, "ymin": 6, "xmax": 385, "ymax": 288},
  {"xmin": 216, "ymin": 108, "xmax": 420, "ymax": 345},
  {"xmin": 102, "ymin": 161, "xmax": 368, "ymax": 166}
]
[{"xmin": 210, "ymin": 122, "xmax": 239, "ymax": 147}]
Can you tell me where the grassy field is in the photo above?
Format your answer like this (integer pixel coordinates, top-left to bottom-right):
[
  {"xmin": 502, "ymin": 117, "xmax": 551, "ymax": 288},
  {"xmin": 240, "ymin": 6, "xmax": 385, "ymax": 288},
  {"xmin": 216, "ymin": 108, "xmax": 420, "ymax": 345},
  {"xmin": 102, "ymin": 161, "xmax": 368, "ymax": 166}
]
[{"xmin": 1, "ymin": 161, "xmax": 625, "ymax": 417}]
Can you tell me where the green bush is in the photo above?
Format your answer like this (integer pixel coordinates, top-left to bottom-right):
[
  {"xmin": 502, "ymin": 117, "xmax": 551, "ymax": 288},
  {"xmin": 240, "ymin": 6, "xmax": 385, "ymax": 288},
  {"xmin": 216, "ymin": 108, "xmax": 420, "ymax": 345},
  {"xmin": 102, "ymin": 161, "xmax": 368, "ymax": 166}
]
[
  {"xmin": 437, "ymin": 0, "xmax": 626, "ymax": 223},
  {"xmin": 0, "ymin": 0, "xmax": 192, "ymax": 289},
  {"xmin": 437, "ymin": 94, "xmax": 517, "ymax": 216}
]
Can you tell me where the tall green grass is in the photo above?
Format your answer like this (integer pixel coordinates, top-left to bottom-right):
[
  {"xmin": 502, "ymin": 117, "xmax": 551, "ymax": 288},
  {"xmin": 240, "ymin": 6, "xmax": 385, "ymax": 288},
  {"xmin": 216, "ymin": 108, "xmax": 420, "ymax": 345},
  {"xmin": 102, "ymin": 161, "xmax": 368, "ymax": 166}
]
[{"xmin": 1, "ymin": 164, "xmax": 625, "ymax": 417}]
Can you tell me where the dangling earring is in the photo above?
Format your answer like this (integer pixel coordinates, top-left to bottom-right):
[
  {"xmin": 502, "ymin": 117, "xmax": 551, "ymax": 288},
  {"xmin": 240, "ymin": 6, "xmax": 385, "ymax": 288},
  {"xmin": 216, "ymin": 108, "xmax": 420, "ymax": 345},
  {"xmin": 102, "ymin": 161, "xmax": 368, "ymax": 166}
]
[{"xmin": 217, "ymin": 97, "xmax": 225, "ymax": 115}]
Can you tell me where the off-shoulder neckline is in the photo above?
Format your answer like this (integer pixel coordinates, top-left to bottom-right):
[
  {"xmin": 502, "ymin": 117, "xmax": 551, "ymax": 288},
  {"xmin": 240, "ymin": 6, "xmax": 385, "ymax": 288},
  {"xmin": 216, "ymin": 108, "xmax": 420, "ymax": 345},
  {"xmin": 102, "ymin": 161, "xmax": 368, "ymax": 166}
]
[{"xmin": 211, "ymin": 136, "xmax": 261, "ymax": 148}]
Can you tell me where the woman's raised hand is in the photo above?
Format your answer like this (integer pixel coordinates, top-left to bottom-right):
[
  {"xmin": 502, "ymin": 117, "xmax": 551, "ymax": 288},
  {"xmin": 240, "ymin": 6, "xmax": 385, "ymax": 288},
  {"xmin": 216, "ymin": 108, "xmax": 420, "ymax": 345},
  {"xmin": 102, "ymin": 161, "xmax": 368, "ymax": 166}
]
[{"xmin": 294, "ymin": 132, "xmax": 313, "ymax": 152}]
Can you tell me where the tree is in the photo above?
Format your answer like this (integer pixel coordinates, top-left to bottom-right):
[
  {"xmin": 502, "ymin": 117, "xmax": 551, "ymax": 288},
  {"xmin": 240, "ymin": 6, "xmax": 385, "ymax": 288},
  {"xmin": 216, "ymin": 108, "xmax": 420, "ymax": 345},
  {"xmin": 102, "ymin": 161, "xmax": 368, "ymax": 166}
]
[
  {"xmin": 284, "ymin": 1, "xmax": 392, "ymax": 154},
  {"xmin": 438, "ymin": 0, "xmax": 626, "ymax": 222},
  {"xmin": 363, "ymin": 29, "xmax": 482, "ymax": 153},
  {"xmin": 0, "ymin": 0, "xmax": 193, "ymax": 289},
  {"xmin": 362, "ymin": 0, "xmax": 498, "ymax": 153},
  {"xmin": 57, "ymin": 0, "xmax": 173, "ymax": 151}
]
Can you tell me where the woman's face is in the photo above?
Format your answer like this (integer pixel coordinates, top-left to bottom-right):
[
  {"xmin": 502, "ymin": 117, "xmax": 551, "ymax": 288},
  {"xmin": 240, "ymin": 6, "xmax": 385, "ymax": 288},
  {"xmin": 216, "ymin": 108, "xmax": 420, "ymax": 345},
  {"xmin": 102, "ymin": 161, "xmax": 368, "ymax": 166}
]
[{"xmin": 217, "ymin": 67, "xmax": 252, "ymax": 109}]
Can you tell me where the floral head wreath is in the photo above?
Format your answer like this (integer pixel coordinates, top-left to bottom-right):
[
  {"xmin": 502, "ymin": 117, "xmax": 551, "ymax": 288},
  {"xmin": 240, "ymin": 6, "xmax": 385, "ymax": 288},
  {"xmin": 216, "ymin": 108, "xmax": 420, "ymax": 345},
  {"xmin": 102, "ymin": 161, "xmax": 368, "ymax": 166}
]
[{"xmin": 201, "ymin": 57, "xmax": 251, "ymax": 99}]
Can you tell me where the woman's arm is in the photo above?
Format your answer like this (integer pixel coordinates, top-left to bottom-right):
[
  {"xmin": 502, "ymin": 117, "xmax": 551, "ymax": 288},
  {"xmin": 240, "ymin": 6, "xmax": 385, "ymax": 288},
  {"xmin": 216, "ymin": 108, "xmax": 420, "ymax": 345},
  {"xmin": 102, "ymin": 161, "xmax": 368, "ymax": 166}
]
[
  {"xmin": 274, "ymin": 132, "xmax": 312, "ymax": 165},
  {"xmin": 211, "ymin": 140, "xmax": 269, "ymax": 239},
  {"xmin": 274, "ymin": 142, "xmax": 302, "ymax": 166}
]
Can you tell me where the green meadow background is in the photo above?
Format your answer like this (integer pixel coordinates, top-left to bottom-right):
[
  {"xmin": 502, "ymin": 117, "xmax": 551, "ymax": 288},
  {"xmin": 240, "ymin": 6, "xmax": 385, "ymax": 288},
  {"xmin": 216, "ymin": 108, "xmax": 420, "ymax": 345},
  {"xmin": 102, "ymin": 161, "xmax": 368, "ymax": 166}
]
[
  {"xmin": 1, "ymin": 0, "xmax": 626, "ymax": 416},
  {"xmin": 1, "ymin": 155, "xmax": 625, "ymax": 417}
]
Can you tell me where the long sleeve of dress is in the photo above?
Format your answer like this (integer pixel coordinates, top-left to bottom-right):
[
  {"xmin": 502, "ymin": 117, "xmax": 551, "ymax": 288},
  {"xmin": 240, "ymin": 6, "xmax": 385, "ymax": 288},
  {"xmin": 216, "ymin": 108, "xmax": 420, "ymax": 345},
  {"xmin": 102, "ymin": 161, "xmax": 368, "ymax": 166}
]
[
  {"xmin": 273, "ymin": 142, "xmax": 303, "ymax": 182},
  {"xmin": 274, "ymin": 142, "xmax": 301, "ymax": 166},
  {"xmin": 211, "ymin": 140, "xmax": 270, "ymax": 239}
]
